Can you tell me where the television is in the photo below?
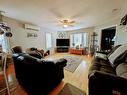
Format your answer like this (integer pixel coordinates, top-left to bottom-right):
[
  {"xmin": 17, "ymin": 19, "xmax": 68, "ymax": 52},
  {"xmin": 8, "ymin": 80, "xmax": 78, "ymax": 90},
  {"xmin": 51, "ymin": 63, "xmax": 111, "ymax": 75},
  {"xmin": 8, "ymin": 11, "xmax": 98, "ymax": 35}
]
[{"xmin": 56, "ymin": 39, "xmax": 70, "ymax": 46}]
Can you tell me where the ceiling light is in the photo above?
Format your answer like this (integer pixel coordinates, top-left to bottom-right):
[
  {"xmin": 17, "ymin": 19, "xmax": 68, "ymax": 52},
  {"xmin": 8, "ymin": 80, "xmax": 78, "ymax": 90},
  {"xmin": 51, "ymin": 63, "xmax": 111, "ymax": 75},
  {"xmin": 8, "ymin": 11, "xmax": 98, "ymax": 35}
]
[
  {"xmin": 63, "ymin": 24, "xmax": 68, "ymax": 28},
  {"xmin": 60, "ymin": 19, "xmax": 75, "ymax": 28}
]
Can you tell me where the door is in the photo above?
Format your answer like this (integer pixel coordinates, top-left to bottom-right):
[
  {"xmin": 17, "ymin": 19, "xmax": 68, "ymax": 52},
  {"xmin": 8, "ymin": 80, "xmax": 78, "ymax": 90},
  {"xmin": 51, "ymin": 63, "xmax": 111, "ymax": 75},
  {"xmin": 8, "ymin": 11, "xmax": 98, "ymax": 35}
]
[{"xmin": 101, "ymin": 27, "xmax": 116, "ymax": 51}]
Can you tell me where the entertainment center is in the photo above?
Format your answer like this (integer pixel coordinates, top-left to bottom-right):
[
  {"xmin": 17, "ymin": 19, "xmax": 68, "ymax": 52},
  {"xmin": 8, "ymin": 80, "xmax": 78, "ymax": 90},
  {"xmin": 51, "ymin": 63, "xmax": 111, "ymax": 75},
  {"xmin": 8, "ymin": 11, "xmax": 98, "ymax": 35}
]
[{"xmin": 56, "ymin": 39, "xmax": 70, "ymax": 52}]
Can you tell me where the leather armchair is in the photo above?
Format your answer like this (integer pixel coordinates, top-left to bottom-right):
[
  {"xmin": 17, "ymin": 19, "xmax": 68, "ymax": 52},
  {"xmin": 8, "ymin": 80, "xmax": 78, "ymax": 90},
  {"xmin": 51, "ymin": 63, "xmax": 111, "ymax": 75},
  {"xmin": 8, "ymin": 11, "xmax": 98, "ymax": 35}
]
[{"xmin": 12, "ymin": 53, "xmax": 67, "ymax": 95}]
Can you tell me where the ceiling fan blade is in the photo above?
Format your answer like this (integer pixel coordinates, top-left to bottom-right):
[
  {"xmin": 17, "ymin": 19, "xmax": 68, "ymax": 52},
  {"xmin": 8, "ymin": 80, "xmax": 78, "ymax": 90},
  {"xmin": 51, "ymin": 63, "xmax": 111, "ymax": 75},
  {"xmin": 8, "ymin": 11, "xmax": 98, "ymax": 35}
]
[
  {"xmin": 70, "ymin": 21, "xmax": 75, "ymax": 23},
  {"xmin": 70, "ymin": 9, "xmax": 88, "ymax": 19},
  {"xmin": 48, "ymin": 9, "xmax": 63, "ymax": 18}
]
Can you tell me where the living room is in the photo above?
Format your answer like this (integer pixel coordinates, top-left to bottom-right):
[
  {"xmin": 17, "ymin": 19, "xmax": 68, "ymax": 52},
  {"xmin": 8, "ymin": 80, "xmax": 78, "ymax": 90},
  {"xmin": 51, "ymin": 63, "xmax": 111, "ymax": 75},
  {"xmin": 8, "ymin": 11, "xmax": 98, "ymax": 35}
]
[{"xmin": 1, "ymin": 0, "xmax": 127, "ymax": 95}]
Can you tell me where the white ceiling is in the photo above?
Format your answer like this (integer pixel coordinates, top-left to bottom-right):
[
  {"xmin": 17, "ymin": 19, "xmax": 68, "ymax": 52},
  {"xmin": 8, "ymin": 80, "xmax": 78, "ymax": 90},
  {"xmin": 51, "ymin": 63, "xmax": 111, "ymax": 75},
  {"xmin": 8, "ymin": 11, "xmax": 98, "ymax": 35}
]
[{"xmin": 0, "ymin": 0, "xmax": 127, "ymax": 31}]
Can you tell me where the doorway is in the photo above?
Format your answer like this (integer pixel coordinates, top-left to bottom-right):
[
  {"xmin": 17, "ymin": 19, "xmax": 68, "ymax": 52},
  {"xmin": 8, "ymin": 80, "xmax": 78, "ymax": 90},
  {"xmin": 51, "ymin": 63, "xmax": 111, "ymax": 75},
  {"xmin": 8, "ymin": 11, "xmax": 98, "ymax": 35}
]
[{"xmin": 101, "ymin": 26, "xmax": 116, "ymax": 51}]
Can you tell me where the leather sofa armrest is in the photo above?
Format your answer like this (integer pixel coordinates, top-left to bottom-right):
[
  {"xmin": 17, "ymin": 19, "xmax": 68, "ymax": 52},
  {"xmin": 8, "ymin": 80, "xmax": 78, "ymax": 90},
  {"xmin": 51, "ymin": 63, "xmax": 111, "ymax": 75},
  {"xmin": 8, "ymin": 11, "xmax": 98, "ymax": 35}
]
[
  {"xmin": 89, "ymin": 71, "xmax": 127, "ymax": 95},
  {"xmin": 88, "ymin": 62, "xmax": 101, "ymax": 78},
  {"xmin": 96, "ymin": 51, "xmax": 110, "ymax": 55},
  {"xmin": 41, "ymin": 58, "xmax": 67, "ymax": 68},
  {"xmin": 55, "ymin": 58, "xmax": 67, "ymax": 68}
]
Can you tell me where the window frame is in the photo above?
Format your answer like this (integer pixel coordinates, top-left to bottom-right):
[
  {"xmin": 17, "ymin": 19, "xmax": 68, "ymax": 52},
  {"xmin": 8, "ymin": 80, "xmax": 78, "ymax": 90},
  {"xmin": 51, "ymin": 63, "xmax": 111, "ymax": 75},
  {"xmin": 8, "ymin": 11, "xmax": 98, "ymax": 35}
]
[
  {"xmin": 70, "ymin": 32, "xmax": 88, "ymax": 48},
  {"xmin": 45, "ymin": 32, "xmax": 52, "ymax": 49}
]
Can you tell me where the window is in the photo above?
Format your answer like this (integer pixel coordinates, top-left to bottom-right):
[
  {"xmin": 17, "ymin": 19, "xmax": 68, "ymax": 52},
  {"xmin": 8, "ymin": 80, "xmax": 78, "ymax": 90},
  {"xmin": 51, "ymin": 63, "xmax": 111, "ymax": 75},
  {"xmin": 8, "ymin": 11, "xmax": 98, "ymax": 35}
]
[
  {"xmin": 46, "ymin": 33, "xmax": 52, "ymax": 49},
  {"xmin": 70, "ymin": 33, "xmax": 88, "ymax": 48},
  {"xmin": 83, "ymin": 33, "xmax": 88, "ymax": 47},
  {"xmin": 73, "ymin": 33, "xmax": 82, "ymax": 46},
  {"xmin": 70, "ymin": 34, "xmax": 73, "ymax": 47},
  {"xmin": 0, "ymin": 35, "xmax": 8, "ymax": 52}
]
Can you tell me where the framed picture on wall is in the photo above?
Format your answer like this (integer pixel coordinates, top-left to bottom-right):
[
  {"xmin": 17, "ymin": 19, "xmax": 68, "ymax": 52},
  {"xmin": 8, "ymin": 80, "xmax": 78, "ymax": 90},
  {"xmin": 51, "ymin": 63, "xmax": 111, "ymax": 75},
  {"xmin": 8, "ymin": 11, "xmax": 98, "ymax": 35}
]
[{"xmin": 27, "ymin": 33, "xmax": 38, "ymax": 37}]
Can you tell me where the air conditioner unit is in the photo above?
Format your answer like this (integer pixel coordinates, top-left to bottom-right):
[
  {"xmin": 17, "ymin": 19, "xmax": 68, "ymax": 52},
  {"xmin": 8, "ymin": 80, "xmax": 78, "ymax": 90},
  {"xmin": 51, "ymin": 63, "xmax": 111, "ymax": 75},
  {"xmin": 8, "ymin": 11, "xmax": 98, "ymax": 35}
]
[{"xmin": 24, "ymin": 24, "xmax": 40, "ymax": 31}]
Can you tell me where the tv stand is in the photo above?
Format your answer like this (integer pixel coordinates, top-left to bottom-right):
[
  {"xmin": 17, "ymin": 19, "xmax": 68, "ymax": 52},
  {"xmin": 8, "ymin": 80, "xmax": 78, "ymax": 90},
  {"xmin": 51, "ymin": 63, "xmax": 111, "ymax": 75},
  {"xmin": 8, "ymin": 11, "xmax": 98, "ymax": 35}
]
[{"xmin": 56, "ymin": 46, "xmax": 69, "ymax": 52}]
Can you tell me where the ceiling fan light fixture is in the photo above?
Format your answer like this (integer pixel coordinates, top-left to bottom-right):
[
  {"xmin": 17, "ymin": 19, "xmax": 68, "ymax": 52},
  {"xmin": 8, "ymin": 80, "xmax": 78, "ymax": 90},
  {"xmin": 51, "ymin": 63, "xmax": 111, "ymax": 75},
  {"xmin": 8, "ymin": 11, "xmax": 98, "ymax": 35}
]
[
  {"xmin": 59, "ymin": 19, "xmax": 75, "ymax": 28},
  {"xmin": 63, "ymin": 24, "xmax": 68, "ymax": 28}
]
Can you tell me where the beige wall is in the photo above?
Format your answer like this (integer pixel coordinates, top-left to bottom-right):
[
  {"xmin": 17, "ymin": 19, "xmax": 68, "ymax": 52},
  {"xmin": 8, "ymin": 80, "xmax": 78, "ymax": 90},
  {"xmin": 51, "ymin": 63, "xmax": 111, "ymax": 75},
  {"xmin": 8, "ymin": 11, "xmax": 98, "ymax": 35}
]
[
  {"xmin": 94, "ymin": 20, "xmax": 127, "ymax": 49},
  {"xmin": 114, "ymin": 1, "xmax": 127, "ymax": 45},
  {"xmin": 115, "ymin": 26, "xmax": 127, "ymax": 45},
  {"xmin": 94, "ymin": 1, "xmax": 127, "ymax": 49},
  {"xmin": 3, "ymin": 17, "xmax": 57, "ymax": 54},
  {"xmin": 3, "ymin": 0, "xmax": 127, "ymax": 52}
]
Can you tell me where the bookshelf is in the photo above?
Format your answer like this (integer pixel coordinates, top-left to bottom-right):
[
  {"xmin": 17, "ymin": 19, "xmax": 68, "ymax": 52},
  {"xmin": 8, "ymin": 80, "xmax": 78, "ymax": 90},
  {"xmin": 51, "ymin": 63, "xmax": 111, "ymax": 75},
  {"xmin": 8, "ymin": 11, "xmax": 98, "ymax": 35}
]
[{"xmin": 90, "ymin": 32, "xmax": 98, "ymax": 54}]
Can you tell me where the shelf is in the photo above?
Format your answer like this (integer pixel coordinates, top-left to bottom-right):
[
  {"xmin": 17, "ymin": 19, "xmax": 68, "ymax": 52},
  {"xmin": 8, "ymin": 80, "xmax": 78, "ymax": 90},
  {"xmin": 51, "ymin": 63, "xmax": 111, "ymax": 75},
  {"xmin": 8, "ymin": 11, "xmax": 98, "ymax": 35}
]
[{"xmin": 56, "ymin": 46, "xmax": 69, "ymax": 52}]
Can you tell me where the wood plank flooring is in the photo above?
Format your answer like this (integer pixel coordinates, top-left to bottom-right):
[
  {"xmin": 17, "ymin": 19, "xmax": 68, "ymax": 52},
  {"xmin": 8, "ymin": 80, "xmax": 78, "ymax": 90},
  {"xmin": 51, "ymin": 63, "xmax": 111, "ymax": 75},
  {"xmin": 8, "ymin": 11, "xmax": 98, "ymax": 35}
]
[{"xmin": 0, "ymin": 53, "xmax": 92, "ymax": 95}]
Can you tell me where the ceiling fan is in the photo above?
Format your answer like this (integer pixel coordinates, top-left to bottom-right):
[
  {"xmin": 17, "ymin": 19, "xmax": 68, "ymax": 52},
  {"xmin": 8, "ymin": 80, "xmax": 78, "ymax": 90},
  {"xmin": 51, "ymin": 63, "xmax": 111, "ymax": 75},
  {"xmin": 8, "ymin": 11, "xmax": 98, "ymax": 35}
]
[{"xmin": 59, "ymin": 19, "xmax": 75, "ymax": 28}]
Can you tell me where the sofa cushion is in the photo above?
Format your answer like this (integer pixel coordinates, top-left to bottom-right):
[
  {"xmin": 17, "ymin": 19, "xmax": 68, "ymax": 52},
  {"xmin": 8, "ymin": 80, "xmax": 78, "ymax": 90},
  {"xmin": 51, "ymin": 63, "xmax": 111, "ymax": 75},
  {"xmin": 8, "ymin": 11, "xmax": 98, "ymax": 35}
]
[
  {"xmin": 108, "ymin": 43, "xmax": 127, "ymax": 67},
  {"xmin": 89, "ymin": 57, "xmax": 115, "ymax": 76},
  {"xmin": 116, "ymin": 63, "xmax": 127, "ymax": 79},
  {"xmin": 99, "ymin": 59, "xmax": 115, "ymax": 74}
]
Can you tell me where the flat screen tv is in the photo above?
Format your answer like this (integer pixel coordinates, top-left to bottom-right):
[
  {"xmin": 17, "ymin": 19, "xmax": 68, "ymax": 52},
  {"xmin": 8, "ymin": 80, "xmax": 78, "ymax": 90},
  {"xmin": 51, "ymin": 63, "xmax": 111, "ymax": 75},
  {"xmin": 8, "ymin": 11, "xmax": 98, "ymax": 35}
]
[{"xmin": 56, "ymin": 39, "xmax": 70, "ymax": 46}]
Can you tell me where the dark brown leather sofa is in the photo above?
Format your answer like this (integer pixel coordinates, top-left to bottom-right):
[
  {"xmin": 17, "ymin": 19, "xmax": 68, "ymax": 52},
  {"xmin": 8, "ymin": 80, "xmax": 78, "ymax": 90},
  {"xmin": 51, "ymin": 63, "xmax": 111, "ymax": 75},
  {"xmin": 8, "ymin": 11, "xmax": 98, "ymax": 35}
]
[
  {"xmin": 88, "ymin": 45, "xmax": 127, "ymax": 95},
  {"xmin": 12, "ymin": 46, "xmax": 67, "ymax": 95}
]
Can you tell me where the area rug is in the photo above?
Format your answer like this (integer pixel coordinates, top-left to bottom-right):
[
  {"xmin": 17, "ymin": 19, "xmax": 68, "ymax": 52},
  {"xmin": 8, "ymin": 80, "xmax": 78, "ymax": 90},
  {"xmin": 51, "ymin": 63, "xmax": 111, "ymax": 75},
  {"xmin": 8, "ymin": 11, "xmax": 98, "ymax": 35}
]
[
  {"xmin": 64, "ymin": 56, "xmax": 82, "ymax": 73},
  {"xmin": 58, "ymin": 83, "xmax": 86, "ymax": 95}
]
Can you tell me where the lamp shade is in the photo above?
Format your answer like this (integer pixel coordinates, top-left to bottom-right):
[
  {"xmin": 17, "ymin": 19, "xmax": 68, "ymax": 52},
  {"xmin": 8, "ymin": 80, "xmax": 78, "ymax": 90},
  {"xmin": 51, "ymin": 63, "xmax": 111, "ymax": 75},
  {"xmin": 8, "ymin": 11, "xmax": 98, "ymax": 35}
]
[
  {"xmin": 0, "ymin": 30, "xmax": 4, "ymax": 35},
  {"xmin": 5, "ymin": 32, "xmax": 12, "ymax": 37}
]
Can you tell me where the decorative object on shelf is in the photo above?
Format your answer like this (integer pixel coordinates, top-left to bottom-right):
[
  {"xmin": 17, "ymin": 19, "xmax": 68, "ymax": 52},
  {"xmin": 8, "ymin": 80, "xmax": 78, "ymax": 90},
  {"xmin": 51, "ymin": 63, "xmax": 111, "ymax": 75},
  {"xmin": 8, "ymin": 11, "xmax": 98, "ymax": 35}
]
[
  {"xmin": 90, "ymin": 32, "xmax": 98, "ymax": 54},
  {"xmin": 76, "ymin": 45, "xmax": 79, "ymax": 49},
  {"xmin": 59, "ymin": 19, "xmax": 75, "ymax": 28},
  {"xmin": 80, "ymin": 44, "xmax": 82, "ymax": 48},
  {"xmin": 27, "ymin": 33, "xmax": 38, "ymax": 38},
  {"xmin": 5, "ymin": 32, "xmax": 13, "ymax": 37},
  {"xmin": 72, "ymin": 43, "xmax": 75, "ymax": 47}
]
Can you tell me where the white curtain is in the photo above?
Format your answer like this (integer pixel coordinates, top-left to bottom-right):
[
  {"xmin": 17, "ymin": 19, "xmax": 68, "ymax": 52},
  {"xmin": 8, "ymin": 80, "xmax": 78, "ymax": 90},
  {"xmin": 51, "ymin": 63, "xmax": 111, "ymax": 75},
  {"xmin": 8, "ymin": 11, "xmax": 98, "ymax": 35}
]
[
  {"xmin": 83, "ymin": 33, "xmax": 88, "ymax": 47},
  {"xmin": 0, "ymin": 34, "xmax": 9, "ymax": 53},
  {"xmin": 46, "ymin": 33, "xmax": 52, "ymax": 49},
  {"xmin": 73, "ymin": 33, "xmax": 82, "ymax": 47},
  {"xmin": 70, "ymin": 33, "xmax": 88, "ymax": 48}
]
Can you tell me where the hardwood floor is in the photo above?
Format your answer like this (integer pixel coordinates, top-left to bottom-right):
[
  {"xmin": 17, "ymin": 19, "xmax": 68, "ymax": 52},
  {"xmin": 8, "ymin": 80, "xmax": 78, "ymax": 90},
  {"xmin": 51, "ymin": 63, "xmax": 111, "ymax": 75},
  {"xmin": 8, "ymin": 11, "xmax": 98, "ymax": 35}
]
[
  {"xmin": 48, "ymin": 53, "xmax": 92, "ymax": 95},
  {"xmin": 0, "ymin": 53, "xmax": 92, "ymax": 95}
]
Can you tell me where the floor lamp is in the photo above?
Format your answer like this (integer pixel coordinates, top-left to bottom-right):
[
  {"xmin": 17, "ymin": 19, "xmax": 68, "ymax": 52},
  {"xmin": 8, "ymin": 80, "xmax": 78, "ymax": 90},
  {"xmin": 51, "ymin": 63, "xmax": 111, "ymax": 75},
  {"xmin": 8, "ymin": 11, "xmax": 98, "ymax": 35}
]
[{"xmin": 0, "ymin": 24, "xmax": 12, "ymax": 95}]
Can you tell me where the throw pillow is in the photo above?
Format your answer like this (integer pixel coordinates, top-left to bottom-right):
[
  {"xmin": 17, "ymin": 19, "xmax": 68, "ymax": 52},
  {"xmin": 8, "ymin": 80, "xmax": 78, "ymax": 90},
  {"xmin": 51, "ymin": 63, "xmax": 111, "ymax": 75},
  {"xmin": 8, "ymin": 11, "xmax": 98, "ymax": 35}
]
[
  {"xmin": 116, "ymin": 63, "xmax": 127, "ymax": 79},
  {"xmin": 95, "ymin": 53, "xmax": 107, "ymax": 60},
  {"xmin": 107, "ymin": 45, "xmax": 121, "ymax": 57},
  {"xmin": 114, "ymin": 50, "xmax": 127, "ymax": 67},
  {"xmin": 108, "ymin": 43, "xmax": 127, "ymax": 67}
]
